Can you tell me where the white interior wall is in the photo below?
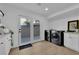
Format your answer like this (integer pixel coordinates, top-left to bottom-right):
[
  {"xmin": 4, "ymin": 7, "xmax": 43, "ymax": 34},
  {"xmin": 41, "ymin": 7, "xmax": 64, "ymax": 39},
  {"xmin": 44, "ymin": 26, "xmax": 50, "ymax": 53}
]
[
  {"xmin": 49, "ymin": 16, "xmax": 79, "ymax": 31},
  {"xmin": 0, "ymin": 4, "xmax": 48, "ymax": 48}
]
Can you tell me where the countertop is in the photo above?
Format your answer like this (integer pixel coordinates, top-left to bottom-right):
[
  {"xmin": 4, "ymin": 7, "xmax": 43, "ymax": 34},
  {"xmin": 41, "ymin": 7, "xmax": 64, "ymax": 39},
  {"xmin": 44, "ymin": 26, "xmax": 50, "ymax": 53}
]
[{"xmin": 64, "ymin": 31, "xmax": 79, "ymax": 34}]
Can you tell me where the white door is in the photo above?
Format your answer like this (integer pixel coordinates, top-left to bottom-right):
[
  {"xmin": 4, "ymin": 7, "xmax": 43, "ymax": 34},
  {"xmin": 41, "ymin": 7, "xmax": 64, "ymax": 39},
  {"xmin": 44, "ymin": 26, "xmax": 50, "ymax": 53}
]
[{"xmin": 19, "ymin": 17, "xmax": 31, "ymax": 46}]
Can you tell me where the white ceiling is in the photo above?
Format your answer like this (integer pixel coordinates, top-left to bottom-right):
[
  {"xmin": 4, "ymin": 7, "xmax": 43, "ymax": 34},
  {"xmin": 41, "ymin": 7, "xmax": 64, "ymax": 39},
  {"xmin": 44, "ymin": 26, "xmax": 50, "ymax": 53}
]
[{"xmin": 7, "ymin": 3, "xmax": 79, "ymax": 18}]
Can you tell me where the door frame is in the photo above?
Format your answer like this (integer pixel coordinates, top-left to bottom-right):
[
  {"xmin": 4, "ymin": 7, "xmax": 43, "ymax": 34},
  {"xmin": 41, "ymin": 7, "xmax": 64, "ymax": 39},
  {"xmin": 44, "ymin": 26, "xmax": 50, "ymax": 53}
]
[
  {"xmin": 18, "ymin": 15, "xmax": 31, "ymax": 46},
  {"xmin": 32, "ymin": 21, "xmax": 41, "ymax": 43},
  {"xmin": 18, "ymin": 15, "xmax": 41, "ymax": 46}
]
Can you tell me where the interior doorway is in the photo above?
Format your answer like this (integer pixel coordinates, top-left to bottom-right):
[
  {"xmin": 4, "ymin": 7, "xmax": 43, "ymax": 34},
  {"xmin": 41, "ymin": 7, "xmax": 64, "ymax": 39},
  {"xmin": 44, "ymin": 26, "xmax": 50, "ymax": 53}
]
[
  {"xmin": 19, "ymin": 17, "xmax": 31, "ymax": 46},
  {"xmin": 18, "ymin": 16, "xmax": 41, "ymax": 46},
  {"xmin": 33, "ymin": 20, "xmax": 40, "ymax": 42}
]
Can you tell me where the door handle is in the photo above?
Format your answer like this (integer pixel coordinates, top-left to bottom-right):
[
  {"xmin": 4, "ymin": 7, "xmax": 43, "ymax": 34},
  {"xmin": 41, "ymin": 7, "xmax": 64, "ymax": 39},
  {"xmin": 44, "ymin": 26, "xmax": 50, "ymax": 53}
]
[{"xmin": 19, "ymin": 29, "xmax": 21, "ymax": 32}]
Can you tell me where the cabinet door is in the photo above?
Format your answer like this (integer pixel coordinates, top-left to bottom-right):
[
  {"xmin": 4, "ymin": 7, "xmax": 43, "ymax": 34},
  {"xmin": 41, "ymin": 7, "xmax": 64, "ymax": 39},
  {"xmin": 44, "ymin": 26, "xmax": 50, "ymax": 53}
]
[
  {"xmin": 64, "ymin": 33, "xmax": 79, "ymax": 52},
  {"xmin": 5, "ymin": 37, "xmax": 11, "ymax": 55},
  {"xmin": 76, "ymin": 39, "xmax": 79, "ymax": 52},
  {"xmin": 71, "ymin": 34, "xmax": 79, "ymax": 52},
  {"xmin": 68, "ymin": 35, "xmax": 74, "ymax": 49},
  {"xmin": 64, "ymin": 33, "xmax": 73, "ymax": 49},
  {"xmin": 64, "ymin": 33, "xmax": 70, "ymax": 47},
  {"xmin": 0, "ymin": 42, "xmax": 6, "ymax": 55}
]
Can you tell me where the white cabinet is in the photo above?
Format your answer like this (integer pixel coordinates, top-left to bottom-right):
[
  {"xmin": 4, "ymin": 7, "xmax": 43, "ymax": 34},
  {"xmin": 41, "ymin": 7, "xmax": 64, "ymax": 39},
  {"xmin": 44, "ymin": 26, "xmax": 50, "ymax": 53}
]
[
  {"xmin": 0, "ymin": 41, "xmax": 5, "ymax": 55},
  {"xmin": 0, "ymin": 33, "xmax": 11, "ymax": 55},
  {"xmin": 64, "ymin": 32, "xmax": 79, "ymax": 52}
]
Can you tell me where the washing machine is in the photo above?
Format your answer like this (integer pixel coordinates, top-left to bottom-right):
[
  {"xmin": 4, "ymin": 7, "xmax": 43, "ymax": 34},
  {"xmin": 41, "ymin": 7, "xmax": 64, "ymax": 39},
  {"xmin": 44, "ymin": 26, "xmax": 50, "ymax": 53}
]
[{"xmin": 50, "ymin": 30, "xmax": 64, "ymax": 46}]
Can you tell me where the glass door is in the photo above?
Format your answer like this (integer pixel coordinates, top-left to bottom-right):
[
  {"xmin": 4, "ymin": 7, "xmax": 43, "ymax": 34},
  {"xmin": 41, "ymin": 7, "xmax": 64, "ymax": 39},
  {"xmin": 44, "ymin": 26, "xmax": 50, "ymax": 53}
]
[
  {"xmin": 33, "ymin": 20, "xmax": 40, "ymax": 42},
  {"xmin": 19, "ymin": 17, "xmax": 31, "ymax": 46}
]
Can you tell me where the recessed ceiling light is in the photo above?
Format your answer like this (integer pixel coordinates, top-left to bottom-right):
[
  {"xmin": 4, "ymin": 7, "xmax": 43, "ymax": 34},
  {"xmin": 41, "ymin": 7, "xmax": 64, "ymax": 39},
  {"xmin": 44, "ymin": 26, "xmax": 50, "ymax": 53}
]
[{"xmin": 45, "ymin": 8, "xmax": 48, "ymax": 11}]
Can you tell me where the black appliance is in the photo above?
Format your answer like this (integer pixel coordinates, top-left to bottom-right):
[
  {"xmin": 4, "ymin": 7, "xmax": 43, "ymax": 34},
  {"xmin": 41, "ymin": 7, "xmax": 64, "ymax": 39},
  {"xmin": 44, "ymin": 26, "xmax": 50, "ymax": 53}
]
[
  {"xmin": 50, "ymin": 30, "xmax": 64, "ymax": 46},
  {"xmin": 44, "ymin": 30, "xmax": 50, "ymax": 42}
]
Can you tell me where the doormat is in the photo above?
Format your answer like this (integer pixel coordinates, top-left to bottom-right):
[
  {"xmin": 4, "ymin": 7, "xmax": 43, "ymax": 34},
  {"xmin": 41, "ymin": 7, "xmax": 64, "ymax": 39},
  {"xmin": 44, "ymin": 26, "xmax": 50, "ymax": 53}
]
[{"xmin": 19, "ymin": 43, "xmax": 32, "ymax": 50}]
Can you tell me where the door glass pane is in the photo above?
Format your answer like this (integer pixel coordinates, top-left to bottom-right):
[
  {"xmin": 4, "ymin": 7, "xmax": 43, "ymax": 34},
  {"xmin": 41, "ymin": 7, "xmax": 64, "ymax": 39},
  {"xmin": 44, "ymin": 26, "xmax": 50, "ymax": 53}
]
[
  {"xmin": 20, "ymin": 18, "xmax": 30, "ymax": 44},
  {"xmin": 33, "ymin": 20, "xmax": 40, "ymax": 40}
]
